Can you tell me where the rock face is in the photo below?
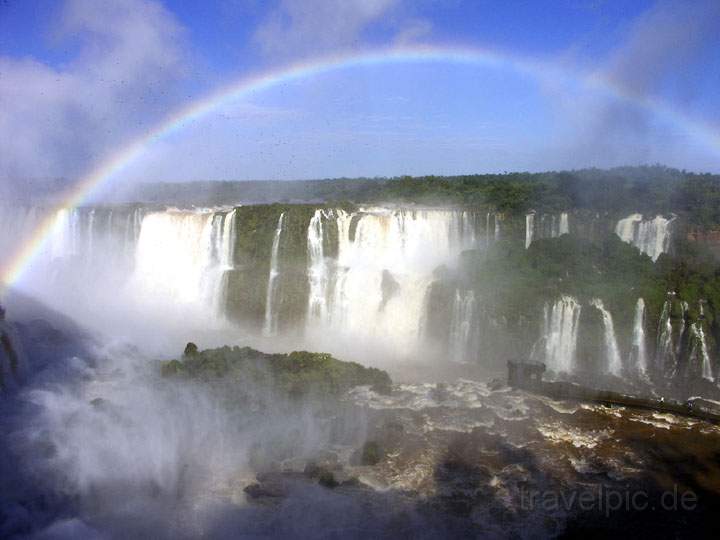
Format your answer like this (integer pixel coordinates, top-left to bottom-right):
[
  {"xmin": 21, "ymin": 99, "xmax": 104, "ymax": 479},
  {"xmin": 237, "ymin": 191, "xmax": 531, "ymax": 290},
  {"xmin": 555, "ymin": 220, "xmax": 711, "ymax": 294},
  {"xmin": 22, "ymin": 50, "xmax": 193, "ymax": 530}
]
[
  {"xmin": 0, "ymin": 312, "xmax": 24, "ymax": 392},
  {"xmin": 687, "ymin": 228, "xmax": 720, "ymax": 258}
]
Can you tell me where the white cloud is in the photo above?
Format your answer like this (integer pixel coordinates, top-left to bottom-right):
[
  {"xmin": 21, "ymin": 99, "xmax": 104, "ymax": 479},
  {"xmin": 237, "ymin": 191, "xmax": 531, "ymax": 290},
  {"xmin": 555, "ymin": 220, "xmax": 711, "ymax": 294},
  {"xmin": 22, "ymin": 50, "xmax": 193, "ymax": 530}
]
[
  {"xmin": 253, "ymin": 0, "xmax": 430, "ymax": 59},
  {"xmin": 0, "ymin": 0, "xmax": 188, "ymax": 186}
]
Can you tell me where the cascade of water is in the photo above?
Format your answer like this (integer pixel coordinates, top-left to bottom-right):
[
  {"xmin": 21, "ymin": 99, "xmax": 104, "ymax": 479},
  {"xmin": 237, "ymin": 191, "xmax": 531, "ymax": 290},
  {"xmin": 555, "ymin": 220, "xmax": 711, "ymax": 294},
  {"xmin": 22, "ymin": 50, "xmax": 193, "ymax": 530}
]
[
  {"xmin": 449, "ymin": 289, "xmax": 476, "ymax": 363},
  {"xmin": 543, "ymin": 295, "xmax": 581, "ymax": 374},
  {"xmin": 494, "ymin": 213, "xmax": 501, "ymax": 240},
  {"xmin": 689, "ymin": 323, "xmax": 714, "ymax": 382},
  {"xmin": 461, "ymin": 211, "xmax": 477, "ymax": 248},
  {"xmin": 656, "ymin": 299, "xmax": 674, "ymax": 375},
  {"xmin": 525, "ymin": 213, "xmax": 534, "ymax": 249},
  {"xmin": 219, "ymin": 209, "xmax": 237, "ymax": 270},
  {"xmin": 131, "ymin": 210, "xmax": 228, "ymax": 320},
  {"xmin": 86, "ymin": 209, "xmax": 96, "ymax": 265},
  {"xmin": 590, "ymin": 298, "xmax": 623, "ymax": 376},
  {"xmin": 50, "ymin": 209, "xmax": 71, "ymax": 260},
  {"xmin": 675, "ymin": 301, "xmax": 688, "ymax": 360},
  {"xmin": 304, "ymin": 208, "xmax": 478, "ymax": 358},
  {"xmin": 306, "ymin": 209, "xmax": 328, "ymax": 321},
  {"xmin": 559, "ymin": 212, "xmax": 569, "ymax": 235},
  {"xmin": 615, "ymin": 214, "xmax": 674, "ymax": 261},
  {"xmin": 263, "ymin": 212, "xmax": 285, "ymax": 337},
  {"xmin": 485, "ymin": 212, "xmax": 491, "ymax": 247},
  {"xmin": 630, "ymin": 298, "xmax": 649, "ymax": 377}
]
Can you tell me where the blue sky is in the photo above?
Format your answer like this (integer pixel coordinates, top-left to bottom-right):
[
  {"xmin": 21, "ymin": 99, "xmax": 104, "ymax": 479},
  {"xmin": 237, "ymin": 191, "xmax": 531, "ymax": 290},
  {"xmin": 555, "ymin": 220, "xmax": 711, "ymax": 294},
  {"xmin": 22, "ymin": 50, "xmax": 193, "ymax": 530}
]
[{"xmin": 1, "ymin": 0, "xmax": 719, "ymax": 185}]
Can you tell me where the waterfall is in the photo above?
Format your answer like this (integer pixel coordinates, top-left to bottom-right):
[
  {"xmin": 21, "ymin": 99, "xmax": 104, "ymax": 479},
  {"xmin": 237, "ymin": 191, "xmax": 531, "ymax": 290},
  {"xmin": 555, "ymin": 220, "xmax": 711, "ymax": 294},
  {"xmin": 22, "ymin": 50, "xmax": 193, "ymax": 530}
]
[
  {"xmin": 656, "ymin": 299, "xmax": 675, "ymax": 375},
  {"xmin": 130, "ymin": 209, "xmax": 233, "ymax": 319},
  {"xmin": 305, "ymin": 208, "xmax": 477, "ymax": 358},
  {"xmin": 630, "ymin": 298, "xmax": 648, "ymax": 377},
  {"xmin": 525, "ymin": 213, "xmax": 534, "ymax": 249},
  {"xmin": 86, "ymin": 209, "xmax": 96, "ymax": 264},
  {"xmin": 263, "ymin": 212, "xmax": 285, "ymax": 337},
  {"xmin": 590, "ymin": 298, "xmax": 622, "ymax": 376},
  {"xmin": 218, "ymin": 209, "xmax": 237, "ymax": 270},
  {"xmin": 485, "ymin": 212, "xmax": 491, "ymax": 247},
  {"xmin": 559, "ymin": 212, "xmax": 569, "ymax": 235},
  {"xmin": 460, "ymin": 211, "xmax": 477, "ymax": 248},
  {"xmin": 543, "ymin": 295, "xmax": 581, "ymax": 374},
  {"xmin": 306, "ymin": 209, "xmax": 329, "ymax": 321},
  {"xmin": 449, "ymin": 289, "xmax": 476, "ymax": 363},
  {"xmin": 533, "ymin": 212, "xmax": 568, "ymax": 242},
  {"xmin": 494, "ymin": 213, "xmax": 501, "ymax": 240},
  {"xmin": 688, "ymin": 322, "xmax": 714, "ymax": 382},
  {"xmin": 615, "ymin": 213, "xmax": 673, "ymax": 261}
]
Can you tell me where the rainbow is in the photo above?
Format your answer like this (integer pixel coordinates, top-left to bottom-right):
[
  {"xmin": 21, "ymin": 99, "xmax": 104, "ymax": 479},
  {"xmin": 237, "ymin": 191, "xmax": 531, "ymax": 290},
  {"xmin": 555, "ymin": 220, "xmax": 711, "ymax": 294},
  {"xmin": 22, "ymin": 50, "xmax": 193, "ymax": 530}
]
[{"xmin": 2, "ymin": 44, "xmax": 719, "ymax": 288}]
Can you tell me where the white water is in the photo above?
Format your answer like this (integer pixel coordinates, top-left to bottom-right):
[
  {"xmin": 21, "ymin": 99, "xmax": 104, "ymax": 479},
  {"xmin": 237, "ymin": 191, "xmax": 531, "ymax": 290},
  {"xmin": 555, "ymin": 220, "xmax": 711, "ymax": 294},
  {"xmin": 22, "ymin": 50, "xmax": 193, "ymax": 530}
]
[
  {"xmin": 525, "ymin": 213, "xmax": 534, "ymax": 249},
  {"xmin": 630, "ymin": 298, "xmax": 648, "ymax": 377},
  {"xmin": 543, "ymin": 295, "xmax": 581, "ymax": 374},
  {"xmin": 1, "ymin": 206, "xmax": 149, "ymax": 314},
  {"xmin": 306, "ymin": 209, "xmax": 329, "ymax": 322},
  {"xmin": 306, "ymin": 208, "xmax": 478, "ymax": 359},
  {"xmin": 130, "ymin": 209, "xmax": 235, "ymax": 321},
  {"xmin": 263, "ymin": 212, "xmax": 285, "ymax": 337},
  {"xmin": 485, "ymin": 212, "xmax": 491, "ymax": 247},
  {"xmin": 559, "ymin": 212, "xmax": 569, "ymax": 235},
  {"xmin": 590, "ymin": 298, "xmax": 622, "ymax": 376},
  {"xmin": 448, "ymin": 289, "xmax": 476, "ymax": 363},
  {"xmin": 615, "ymin": 213, "xmax": 674, "ymax": 261},
  {"xmin": 656, "ymin": 298, "xmax": 674, "ymax": 375},
  {"xmin": 530, "ymin": 212, "xmax": 569, "ymax": 244},
  {"xmin": 688, "ymin": 322, "xmax": 714, "ymax": 382},
  {"xmin": 217, "ymin": 209, "xmax": 237, "ymax": 270}
]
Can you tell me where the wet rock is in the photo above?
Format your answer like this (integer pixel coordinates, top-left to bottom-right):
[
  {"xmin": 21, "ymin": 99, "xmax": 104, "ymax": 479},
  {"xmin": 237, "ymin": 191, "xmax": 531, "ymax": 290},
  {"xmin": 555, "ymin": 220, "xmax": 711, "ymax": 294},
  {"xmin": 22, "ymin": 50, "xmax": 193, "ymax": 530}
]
[
  {"xmin": 360, "ymin": 440, "xmax": 383, "ymax": 466},
  {"xmin": 183, "ymin": 342, "xmax": 198, "ymax": 357},
  {"xmin": 488, "ymin": 378, "xmax": 505, "ymax": 391},
  {"xmin": 431, "ymin": 383, "xmax": 451, "ymax": 402},
  {"xmin": 244, "ymin": 482, "xmax": 286, "ymax": 499},
  {"xmin": 318, "ymin": 470, "xmax": 339, "ymax": 489}
]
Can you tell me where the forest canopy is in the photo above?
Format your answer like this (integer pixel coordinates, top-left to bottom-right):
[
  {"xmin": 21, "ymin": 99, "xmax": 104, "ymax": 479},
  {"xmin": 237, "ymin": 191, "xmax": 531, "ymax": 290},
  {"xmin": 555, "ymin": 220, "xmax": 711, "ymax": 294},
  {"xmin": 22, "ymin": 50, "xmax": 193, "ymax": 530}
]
[{"xmin": 131, "ymin": 165, "xmax": 720, "ymax": 226}]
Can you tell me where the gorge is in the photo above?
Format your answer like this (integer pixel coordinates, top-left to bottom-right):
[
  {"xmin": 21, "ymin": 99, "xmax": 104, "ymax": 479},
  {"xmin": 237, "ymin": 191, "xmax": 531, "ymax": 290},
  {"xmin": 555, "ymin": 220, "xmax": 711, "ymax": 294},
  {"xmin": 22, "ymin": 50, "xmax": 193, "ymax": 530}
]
[{"xmin": 4, "ymin": 169, "xmax": 720, "ymax": 538}]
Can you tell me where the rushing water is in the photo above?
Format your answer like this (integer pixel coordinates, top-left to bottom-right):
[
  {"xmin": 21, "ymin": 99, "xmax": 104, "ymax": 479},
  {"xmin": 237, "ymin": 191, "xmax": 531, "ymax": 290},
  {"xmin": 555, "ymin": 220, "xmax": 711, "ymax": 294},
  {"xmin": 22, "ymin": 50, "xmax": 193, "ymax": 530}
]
[
  {"xmin": 543, "ymin": 295, "xmax": 581, "ymax": 374},
  {"xmin": 615, "ymin": 213, "xmax": 673, "ymax": 261},
  {"xmin": 306, "ymin": 208, "xmax": 478, "ymax": 358},
  {"xmin": 559, "ymin": 212, "xmax": 569, "ymax": 235},
  {"xmin": 630, "ymin": 298, "xmax": 649, "ymax": 377},
  {"xmin": 263, "ymin": 213, "xmax": 285, "ymax": 337},
  {"xmin": 130, "ymin": 209, "xmax": 237, "ymax": 320},
  {"xmin": 525, "ymin": 212, "xmax": 570, "ymax": 248},
  {"xmin": 1, "ymin": 203, "xmax": 716, "ymax": 383},
  {"xmin": 525, "ymin": 213, "xmax": 534, "ymax": 249},
  {"xmin": 448, "ymin": 289, "xmax": 476, "ymax": 363},
  {"xmin": 306, "ymin": 209, "xmax": 329, "ymax": 322},
  {"xmin": 688, "ymin": 322, "xmax": 714, "ymax": 382},
  {"xmin": 590, "ymin": 298, "xmax": 622, "ymax": 376}
]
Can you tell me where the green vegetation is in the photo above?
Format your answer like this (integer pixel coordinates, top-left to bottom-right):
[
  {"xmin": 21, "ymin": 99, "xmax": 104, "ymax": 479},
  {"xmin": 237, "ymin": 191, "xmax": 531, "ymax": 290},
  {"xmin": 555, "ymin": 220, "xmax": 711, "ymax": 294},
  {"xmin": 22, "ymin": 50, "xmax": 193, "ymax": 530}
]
[
  {"xmin": 442, "ymin": 229, "xmax": 720, "ymax": 372},
  {"xmin": 160, "ymin": 344, "xmax": 392, "ymax": 400},
  {"xmin": 135, "ymin": 166, "xmax": 720, "ymax": 227}
]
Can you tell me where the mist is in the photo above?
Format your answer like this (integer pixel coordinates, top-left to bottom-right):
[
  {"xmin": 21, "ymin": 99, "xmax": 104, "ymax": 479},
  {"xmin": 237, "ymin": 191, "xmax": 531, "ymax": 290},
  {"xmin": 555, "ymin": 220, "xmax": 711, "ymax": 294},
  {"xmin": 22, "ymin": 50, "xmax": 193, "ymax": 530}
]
[{"xmin": 3, "ymin": 1, "xmax": 720, "ymax": 538}]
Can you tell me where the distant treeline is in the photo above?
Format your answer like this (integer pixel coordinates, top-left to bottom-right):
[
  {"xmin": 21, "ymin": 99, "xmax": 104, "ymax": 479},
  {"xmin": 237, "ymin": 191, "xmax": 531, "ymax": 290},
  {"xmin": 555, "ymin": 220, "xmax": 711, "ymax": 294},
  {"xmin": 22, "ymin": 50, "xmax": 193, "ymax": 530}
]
[{"xmin": 131, "ymin": 165, "xmax": 720, "ymax": 226}]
